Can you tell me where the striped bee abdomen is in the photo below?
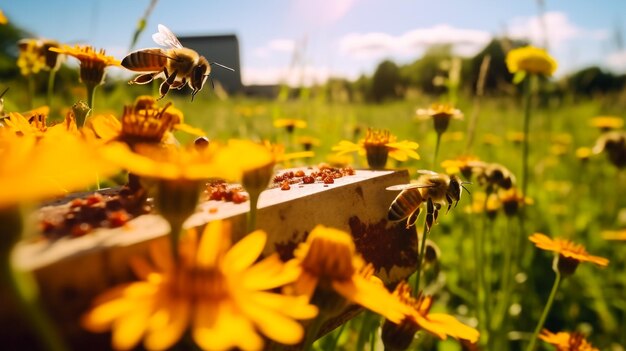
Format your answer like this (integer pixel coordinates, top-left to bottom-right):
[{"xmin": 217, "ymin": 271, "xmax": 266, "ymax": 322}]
[
  {"xmin": 122, "ymin": 49, "xmax": 168, "ymax": 72},
  {"xmin": 388, "ymin": 188, "xmax": 424, "ymax": 221}
]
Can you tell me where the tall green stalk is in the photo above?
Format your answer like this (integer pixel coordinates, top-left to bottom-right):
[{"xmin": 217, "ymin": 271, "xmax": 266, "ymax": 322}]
[
  {"xmin": 413, "ymin": 220, "xmax": 429, "ymax": 296},
  {"xmin": 521, "ymin": 76, "xmax": 533, "ymax": 199},
  {"xmin": 46, "ymin": 70, "xmax": 57, "ymax": 108},
  {"xmin": 433, "ymin": 132, "xmax": 442, "ymax": 169},
  {"xmin": 86, "ymin": 83, "xmax": 97, "ymax": 112},
  {"xmin": 247, "ymin": 192, "xmax": 260, "ymax": 233},
  {"xmin": 525, "ymin": 272, "xmax": 561, "ymax": 351}
]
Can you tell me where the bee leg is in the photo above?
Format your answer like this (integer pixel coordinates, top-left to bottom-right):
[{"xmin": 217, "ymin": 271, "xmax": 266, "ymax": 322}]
[
  {"xmin": 425, "ymin": 199, "xmax": 434, "ymax": 232},
  {"xmin": 158, "ymin": 80, "xmax": 170, "ymax": 100},
  {"xmin": 172, "ymin": 78, "xmax": 187, "ymax": 90},
  {"xmin": 170, "ymin": 80, "xmax": 186, "ymax": 90},
  {"xmin": 158, "ymin": 70, "xmax": 179, "ymax": 100},
  {"xmin": 129, "ymin": 73, "xmax": 156, "ymax": 85},
  {"xmin": 406, "ymin": 208, "xmax": 421, "ymax": 229}
]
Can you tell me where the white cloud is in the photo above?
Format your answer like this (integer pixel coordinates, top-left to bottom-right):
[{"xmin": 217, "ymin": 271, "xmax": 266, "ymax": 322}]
[
  {"xmin": 606, "ymin": 50, "xmax": 626, "ymax": 72},
  {"xmin": 507, "ymin": 11, "xmax": 609, "ymax": 48},
  {"xmin": 252, "ymin": 39, "xmax": 296, "ymax": 58},
  {"xmin": 242, "ymin": 65, "xmax": 333, "ymax": 86},
  {"xmin": 339, "ymin": 25, "xmax": 491, "ymax": 59}
]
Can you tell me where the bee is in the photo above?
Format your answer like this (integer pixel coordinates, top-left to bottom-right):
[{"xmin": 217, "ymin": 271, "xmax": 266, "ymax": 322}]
[
  {"xmin": 387, "ymin": 170, "xmax": 469, "ymax": 230},
  {"xmin": 121, "ymin": 24, "xmax": 234, "ymax": 101}
]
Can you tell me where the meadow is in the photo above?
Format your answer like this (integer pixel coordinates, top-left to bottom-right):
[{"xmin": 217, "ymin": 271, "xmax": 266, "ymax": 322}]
[{"xmin": 1, "ymin": 14, "xmax": 626, "ymax": 351}]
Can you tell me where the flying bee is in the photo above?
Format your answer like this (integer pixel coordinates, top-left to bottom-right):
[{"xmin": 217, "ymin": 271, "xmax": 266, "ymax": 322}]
[
  {"xmin": 387, "ymin": 170, "xmax": 470, "ymax": 231},
  {"xmin": 121, "ymin": 24, "xmax": 234, "ymax": 101}
]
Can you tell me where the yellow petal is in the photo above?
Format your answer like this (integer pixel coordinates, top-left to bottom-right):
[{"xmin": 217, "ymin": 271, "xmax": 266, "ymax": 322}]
[
  {"xmin": 242, "ymin": 255, "xmax": 301, "ymax": 290},
  {"xmin": 144, "ymin": 298, "xmax": 190, "ymax": 351},
  {"xmin": 174, "ymin": 123, "xmax": 206, "ymax": 136},
  {"xmin": 419, "ymin": 313, "xmax": 480, "ymax": 343},
  {"xmin": 197, "ymin": 221, "xmax": 229, "ymax": 268},
  {"xmin": 82, "ymin": 298, "xmax": 136, "ymax": 332},
  {"xmin": 332, "ymin": 276, "xmax": 408, "ymax": 324},
  {"xmin": 86, "ymin": 114, "xmax": 122, "ymax": 141},
  {"xmin": 250, "ymin": 291, "xmax": 318, "ymax": 320},
  {"xmin": 290, "ymin": 271, "xmax": 319, "ymax": 299},
  {"xmin": 223, "ymin": 230, "xmax": 267, "ymax": 273},
  {"xmin": 237, "ymin": 298, "xmax": 305, "ymax": 345},
  {"xmin": 193, "ymin": 300, "xmax": 234, "ymax": 351},
  {"xmin": 111, "ymin": 302, "xmax": 153, "ymax": 351}
]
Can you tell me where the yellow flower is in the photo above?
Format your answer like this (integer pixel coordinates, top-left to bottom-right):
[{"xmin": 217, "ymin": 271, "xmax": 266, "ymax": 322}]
[
  {"xmin": 575, "ymin": 147, "xmax": 592, "ymax": 162},
  {"xmin": 274, "ymin": 118, "xmax": 307, "ymax": 133},
  {"xmin": 506, "ymin": 46, "xmax": 557, "ymax": 77},
  {"xmin": 416, "ymin": 103, "xmax": 463, "ymax": 135},
  {"xmin": 86, "ymin": 96, "xmax": 203, "ymax": 146},
  {"xmin": 539, "ymin": 330, "xmax": 599, "ymax": 351},
  {"xmin": 482, "ymin": 133, "xmax": 503, "ymax": 146},
  {"xmin": 589, "ymin": 116, "xmax": 623, "ymax": 132},
  {"xmin": 441, "ymin": 155, "xmax": 480, "ymax": 179},
  {"xmin": 0, "ymin": 9, "xmax": 7, "ymax": 25},
  {"xmin": 50, "ymin": 45, "xmax": 120, "ymax": 86},
  {"xmin": 0, "ymin": 130, "xmax": 120, "ymax": 207},
  {"xmin": 82, "ymin": 220, "xmax": 318, "ymax": 351},
  {"xmin": 332, "ymin": 128, "xmax": 419, "ymax": 169},
  {"xmin": 506, "ymin": 131, "xmax": 526, "ymax": 144},
  {"xmin": 381, "ymin": 282, "xmax": 479, "ymax": 350},
  {"xmin": 289, "ymin": 225, "xmax": 410, "ymax": 323},
  {"xmin": 17, "ymin": 39, "xmax": 46, "ymax": 76},
  {"xmin": 99, "ymin": 142, "xmax": 244, "ymax": 181},
  {"xmin": 529, "ymin": 233, "xmax": 608, "ymax": 275},
  {"xmin": 295, "ymin": 135, "xmax": 321, "ymax": 151},
  {"xmin": 601, "ymin": 229, "xmax": 626, "ymax": 241},
  {"xmin": 498, "ymin": 187, "xmax": 532, "ymax": 217}
]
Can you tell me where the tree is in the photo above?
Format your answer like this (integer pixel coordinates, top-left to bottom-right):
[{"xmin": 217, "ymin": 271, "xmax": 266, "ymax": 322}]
[{"xmin": 370, "ymin": 60, "xmax": 402, "ymax": 102}]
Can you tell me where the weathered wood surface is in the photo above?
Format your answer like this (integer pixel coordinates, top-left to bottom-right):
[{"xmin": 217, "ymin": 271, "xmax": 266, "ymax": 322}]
[{"xmin": 3, "ymin": 168, "xmax": 418, "ymax": 349}]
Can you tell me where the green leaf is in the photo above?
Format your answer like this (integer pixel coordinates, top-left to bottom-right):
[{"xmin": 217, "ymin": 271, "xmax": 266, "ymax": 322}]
[{"xmin": 513, "ymin": 71, "xmax": 527, "ymax": 85}]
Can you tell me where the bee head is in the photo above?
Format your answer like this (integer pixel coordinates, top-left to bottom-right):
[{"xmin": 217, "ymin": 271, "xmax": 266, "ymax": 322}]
[{"xmin": 190, "ymin": 59, "xmax": 210, "ymax": 101}]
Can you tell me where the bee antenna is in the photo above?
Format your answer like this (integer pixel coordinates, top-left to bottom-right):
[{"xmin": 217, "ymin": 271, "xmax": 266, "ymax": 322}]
[
  {"xmin": 210, "ymin": 76, "xmax": 215, "ymax": 89},
  {"xmin": 0, "ymin": 86, "xmax": 9, "ymax": 98},
  {"xmin": 210, "ymin": 62, "xmax": 235, "ymax": 72}
]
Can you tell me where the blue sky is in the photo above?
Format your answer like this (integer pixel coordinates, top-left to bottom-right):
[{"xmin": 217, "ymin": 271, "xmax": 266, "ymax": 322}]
[{"xmin": 3, "ymin": 0, "xmax": 626, "ymax": 85}]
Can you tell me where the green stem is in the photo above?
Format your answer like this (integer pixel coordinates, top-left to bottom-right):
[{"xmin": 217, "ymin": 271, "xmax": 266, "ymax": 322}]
[
  {"xmin": 483, "ymin": 217, "xmax": 493, "ymax": 326},
  {"xmin": 492, "ymin": 218, "xmax": 514, "ymax": 332},
  {"xmin": 326, "ymin": 322, "xmax": 346, "ymax": 351},
  {"xmin": 303, "ymin": 315, "xmax": 326, "ymax": 351},
  {"xmin": 525, "ymin": 272, "xmax": 562, "ymax": 351},
  {"xmin": 433, "ymin": 132, "xmax": 442, "ymax": 169},
  {"xmin": 86, "ymin": 83, "xmax": 97, "ymax": 112},
  {"xmin": 169, "ymin": 220, "xmax": 183, "ymax": 264},
  {"xmin": 413, "ymin": 220, "xmax": 429, "ymax": 296},
  {"xmin": 247, "ymin": 192, "xmax": 260, "ymax": 233},
  {"xmin": 27, "ymin": 75, "xmax": 35, "ymax": 109},
  {"xmin": 46, "ymin": 69, "xmax": 57, "ymax": 109},
  {"xmin": 474, "ymin": 192, "xmax": 488, "ymax": 345},
  {"xmin": 521, "ymin": 76, "xmax": 533, "ymax": 199}
]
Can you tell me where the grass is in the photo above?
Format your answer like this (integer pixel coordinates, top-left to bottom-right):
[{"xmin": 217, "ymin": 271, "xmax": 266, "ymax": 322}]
[{"xmin": 5, "ymin": 75, "xmax": 626, "ymax": 349}]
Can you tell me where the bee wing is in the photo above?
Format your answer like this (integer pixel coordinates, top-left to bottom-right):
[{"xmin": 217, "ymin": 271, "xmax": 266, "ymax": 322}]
[
  {"xmin": 386, "ymin": 183, "xmax": 432, "ymax": 191},
  {"xmin": 417, "ymin": 169, "xmax": 440, "ymax": 176},
  {"xmin": 152, "ymin": 24, "xmax": 183, "ymax": 49}
]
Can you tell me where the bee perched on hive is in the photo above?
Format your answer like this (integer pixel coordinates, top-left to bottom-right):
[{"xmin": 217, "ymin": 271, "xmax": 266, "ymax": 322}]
[
  {"xmin": 122, "ymin": 24, "xmax": 234, "ymax": 101},
  {"xmin": 387, "ymin": 170, "xmax": 469, "ymax": 230}
]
